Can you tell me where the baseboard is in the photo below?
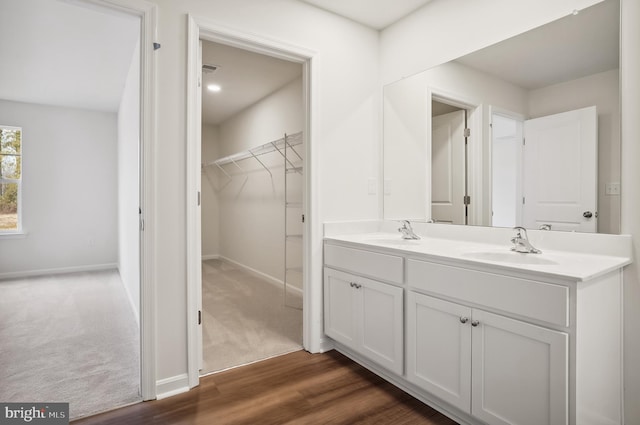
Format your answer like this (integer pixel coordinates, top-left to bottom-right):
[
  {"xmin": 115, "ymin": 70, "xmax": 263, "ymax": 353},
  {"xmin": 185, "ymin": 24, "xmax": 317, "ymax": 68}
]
[
  {"xmin": 201, "ymin": 254, "xmax": 220, "ymax": 261},
  {"xmin": 218, "ymin": 256, "xmax": 303, "ymax": 295},
  {"xmin": 317, "ymin": 337, "xmax": 335, "ymax": 354},
  {"xmin": 0, "ymin": 263, "xmax": 118, "ymax": 281},
  {"xmin": 219, "ymin": 256, "xmax": 281, "ymax": 287},
  {"xmin": 156, "ymin": 373, "xmax": 190, "ymax": 400}
]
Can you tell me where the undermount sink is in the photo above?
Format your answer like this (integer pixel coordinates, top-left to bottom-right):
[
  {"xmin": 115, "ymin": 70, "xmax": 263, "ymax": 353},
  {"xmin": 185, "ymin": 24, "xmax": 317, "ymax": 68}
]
[{"xmin": 462, "ymin": 251, "xmax": 558, "ymax": 265}]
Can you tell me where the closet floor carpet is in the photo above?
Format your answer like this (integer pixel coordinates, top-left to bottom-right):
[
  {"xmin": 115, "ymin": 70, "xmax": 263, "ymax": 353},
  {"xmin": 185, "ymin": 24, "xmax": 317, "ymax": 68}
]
[
  {"xmin": 0, "ymin": 270, "xmax": 141, "ymax": 420},
  {"xmin": 201, "ymin": 259, "xmax": 303, "ymax": 374}
]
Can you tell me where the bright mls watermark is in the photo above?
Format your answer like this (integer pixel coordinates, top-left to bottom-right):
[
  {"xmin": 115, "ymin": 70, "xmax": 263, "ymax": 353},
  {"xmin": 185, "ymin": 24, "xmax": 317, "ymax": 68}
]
[{"xmin": 0, "ymin": 403, "xmax": 68, "ymax": 425}]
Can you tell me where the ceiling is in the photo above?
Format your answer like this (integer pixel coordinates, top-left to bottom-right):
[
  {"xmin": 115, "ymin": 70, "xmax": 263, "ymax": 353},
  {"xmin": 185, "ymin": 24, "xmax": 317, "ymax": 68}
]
[
  {"xmin": 0, "ymin": 0, "xmax": 140, "ymax": 112},
  {"xmin": 299, "ymin": 0, "xmax": 433, "ymax": 29},
  {"xmin": 1, "ymin": 0, "xmax": 618, "ymax": 118},
  {"xmin": 201, "ymin": 41, "xmax": 302, "ymax": 126},
  {"xmin": 453, "ymin": 0, "xmax": 619, "ymax": 90}
]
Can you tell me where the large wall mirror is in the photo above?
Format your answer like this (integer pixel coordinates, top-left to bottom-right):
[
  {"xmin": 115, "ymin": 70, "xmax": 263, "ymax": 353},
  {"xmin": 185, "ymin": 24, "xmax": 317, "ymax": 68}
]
[{"xmin": 383, "ymin": 0, "xmax": 620, "ymax": 234}]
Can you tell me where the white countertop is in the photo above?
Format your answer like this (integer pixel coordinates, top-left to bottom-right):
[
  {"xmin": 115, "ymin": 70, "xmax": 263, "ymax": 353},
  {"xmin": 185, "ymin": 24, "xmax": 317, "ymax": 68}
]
[{"xmin": 324, "ymin": 232, "xmax": 632, "ymax": 282}]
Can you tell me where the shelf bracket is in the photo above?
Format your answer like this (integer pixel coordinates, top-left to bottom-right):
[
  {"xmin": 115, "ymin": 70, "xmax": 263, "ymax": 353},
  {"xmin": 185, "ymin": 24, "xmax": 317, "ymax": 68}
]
[
  {"xmin": 271, "ymin": 141, "xmax": 297, "ymax": 170},
  {"xmin": 230, "ymin": 158, "xmax": 243, "ymax": 172},
  {"xmin": 249, "ymin": 150, "xmax": 272, "ymax": 177},
  {"xmin": 214, "ymin": 162, "xmax": 231, "ymax": 179}
]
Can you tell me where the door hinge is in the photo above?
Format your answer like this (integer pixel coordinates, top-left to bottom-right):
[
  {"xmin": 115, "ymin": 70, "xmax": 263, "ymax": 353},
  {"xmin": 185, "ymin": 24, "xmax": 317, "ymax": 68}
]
[
  {"xmin": 523, "ymin": 138, "xmax": 526, "ymax": 146},
  {"xmin": 153, "ymin": 42, "xmax": 161, "ymax": 50},
  {"xmin": 197, "ymin": 191, "xmax": 201, "ymax": 206},
  {"xmin": 464, "ymin": 195, "xmax": 471, "ymax": 205},
  {"xmin": 198, "ymin": 76, "xmax": 201, "ymax": 88},
  {"xmin": 522, "ymin": 197, "xmax": 526, "ymax": 205},
  {"xmin": 464, "ymin": 128, "xmax": 471, "ymax": 138},
  {"xmin": 198, "ymin": 310, "xmax": 202, "ymax": 325},
  {"xmin": 302, "ymin": 214, "xmax": 305, "ymax": 223}
]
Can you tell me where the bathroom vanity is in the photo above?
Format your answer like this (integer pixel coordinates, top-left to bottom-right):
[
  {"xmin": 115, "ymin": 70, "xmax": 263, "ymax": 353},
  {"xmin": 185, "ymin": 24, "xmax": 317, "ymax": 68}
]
[{"xmin": 323, "ymin": 221, "xmax": 632, "ymax": 425}]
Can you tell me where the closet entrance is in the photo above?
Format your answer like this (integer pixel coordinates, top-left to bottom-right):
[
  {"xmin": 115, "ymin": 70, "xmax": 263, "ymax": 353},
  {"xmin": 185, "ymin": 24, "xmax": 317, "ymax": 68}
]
[{"xmin": 199, "ymin": 40, "xmax": 304, "ymax": 374}]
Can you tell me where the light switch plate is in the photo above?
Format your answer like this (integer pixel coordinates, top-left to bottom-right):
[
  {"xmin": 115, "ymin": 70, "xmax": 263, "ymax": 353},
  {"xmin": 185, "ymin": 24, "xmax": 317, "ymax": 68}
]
[{"xmin": 605, "ymin": 182, "xmax": 620, "ymax": 195}]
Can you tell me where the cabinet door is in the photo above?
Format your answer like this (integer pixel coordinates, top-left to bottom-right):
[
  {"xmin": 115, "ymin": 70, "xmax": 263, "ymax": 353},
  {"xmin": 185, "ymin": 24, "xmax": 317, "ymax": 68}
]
[
  {"xmin": 407, "ymin": 292, "xmax": 472, "ymax": 413},
  {"xmin": 471, "ymin": 309, "xmax": 568, "ymax": 425},
  {"xmin": 324, "ymin": 268, "xmax": 358, "ymax": 350},
  {"xmin": 360, "ymin": 277, "xmax": 404, "ymax": 375}
]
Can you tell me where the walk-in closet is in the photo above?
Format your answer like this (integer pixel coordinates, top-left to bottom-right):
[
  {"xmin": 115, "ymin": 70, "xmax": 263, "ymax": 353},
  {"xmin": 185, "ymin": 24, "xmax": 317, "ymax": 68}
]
[{"xmin": 199, "ymin": 40, "xmax": 304, "ymax": 374}]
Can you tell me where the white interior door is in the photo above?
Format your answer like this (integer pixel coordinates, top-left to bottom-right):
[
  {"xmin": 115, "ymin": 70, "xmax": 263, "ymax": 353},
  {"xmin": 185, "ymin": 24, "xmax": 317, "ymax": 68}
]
[
  {"xmin": 522, "ymin": 106, "xmax": 598, "ymax": 232},
  {"xmin": 431, "ymin": 110, "xmax": 466, "ymax": 224}
]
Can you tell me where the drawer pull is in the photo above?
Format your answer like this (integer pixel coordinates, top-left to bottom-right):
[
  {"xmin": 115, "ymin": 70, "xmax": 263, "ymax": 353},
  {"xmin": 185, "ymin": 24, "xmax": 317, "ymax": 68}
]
[
  {"xmin": 471, "ymin": 320, "xmax": 480, "ymax": 327},
  {"xmin": 460, "ymin": 317, "xmax": 469, "ymax": 324},
  {"xmin": 350, "ymin": 282, "xmax": 362, "ymax": 289}
]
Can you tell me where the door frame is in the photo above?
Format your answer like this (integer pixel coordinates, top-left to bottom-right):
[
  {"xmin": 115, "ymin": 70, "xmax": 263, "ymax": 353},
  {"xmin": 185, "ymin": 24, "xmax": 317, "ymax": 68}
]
[
  {"xmin": 75, "ymin": 0, "xmax": 158, "ymax": 400},
  {"xmin": 186, "ymin": 15, "xmax": 319, "ymax": 388},
  {"xmin": 427, "ymin": 88, "xmax": 483, "ymax": 225}
]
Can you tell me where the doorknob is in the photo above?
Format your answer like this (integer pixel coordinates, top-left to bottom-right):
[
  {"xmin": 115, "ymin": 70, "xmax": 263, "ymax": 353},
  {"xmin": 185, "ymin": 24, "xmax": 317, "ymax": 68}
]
[{"xmin": 583, "ymin": 211, "xmax": 593, "ymax": 218}]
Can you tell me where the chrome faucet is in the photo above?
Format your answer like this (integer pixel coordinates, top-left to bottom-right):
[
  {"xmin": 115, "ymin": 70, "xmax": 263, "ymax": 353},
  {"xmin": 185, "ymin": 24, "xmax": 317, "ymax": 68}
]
[
  {"xmin": 398, "ymin": 220, "xmax": 420, "ymax": 240},
  {"xmin": 511, "ymin": 226, "xmax": 541, "ymax": 254}
]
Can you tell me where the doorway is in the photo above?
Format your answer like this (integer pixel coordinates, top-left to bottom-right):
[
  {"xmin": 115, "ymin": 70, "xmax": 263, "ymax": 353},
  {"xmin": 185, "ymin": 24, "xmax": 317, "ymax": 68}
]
[
  {"xmin": 199, "ymin": 40, "xmax": 304, "ymax": 374},
  {"xmin": 489, "ymin": 107, "xmax": 598, "ymax": 232},
  {"xmin": 431, "ymin": 100, "xmax": 467, "ymax": 224},
  {"xmin": 0, "ymin": 0, "xmax": 157, "ymax": 415},
  {"xmin": 186, "ymin": 16, "xmax": 317, "ymax": 388},
  {"xmin": 490, "ymin": 111, "xmax": 524, "ymax": 228}
]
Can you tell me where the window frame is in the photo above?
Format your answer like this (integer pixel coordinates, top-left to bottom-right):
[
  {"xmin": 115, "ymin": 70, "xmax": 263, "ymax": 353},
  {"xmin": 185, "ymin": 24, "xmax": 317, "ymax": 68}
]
[{"xmin": 0, "ymin": 125, "xmax": 23, "ymax": 234}]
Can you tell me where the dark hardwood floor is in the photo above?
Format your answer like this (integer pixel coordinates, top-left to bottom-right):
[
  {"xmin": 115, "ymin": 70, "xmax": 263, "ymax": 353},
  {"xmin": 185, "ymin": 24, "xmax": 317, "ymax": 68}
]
[{"xmin": 73, "ymin": 350, "xmax": 458, "ymax": 425}]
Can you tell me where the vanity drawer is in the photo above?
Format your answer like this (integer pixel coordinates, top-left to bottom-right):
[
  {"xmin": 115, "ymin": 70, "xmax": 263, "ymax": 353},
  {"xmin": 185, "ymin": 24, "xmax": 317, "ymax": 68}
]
[
  {"xmin": 324, "ymin": 243, "xmax": 404, "ymax": 284},
  {"xmin": 407, "ymin": 259, "xmax": 569, "ymax": 327}
]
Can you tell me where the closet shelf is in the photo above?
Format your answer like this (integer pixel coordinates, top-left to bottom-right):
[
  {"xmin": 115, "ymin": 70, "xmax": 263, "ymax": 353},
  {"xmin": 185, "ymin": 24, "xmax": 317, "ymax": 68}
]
[{"xmin": 206, "ymin": 132, "xmax": 303, "ymax": 174}]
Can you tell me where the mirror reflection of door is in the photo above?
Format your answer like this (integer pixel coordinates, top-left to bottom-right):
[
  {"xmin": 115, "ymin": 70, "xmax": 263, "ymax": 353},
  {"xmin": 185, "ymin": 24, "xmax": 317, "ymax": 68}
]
[
  {"xmin": 491, "ymin": 113, "xmax": 524, "ymax": 228},
  {"xmin": 431, "ymin": 101, "xmax": 466, "ymax": 224},
  {"xmin": 522, "ymin": 106, "xmax": 598, "ymax": 232}
]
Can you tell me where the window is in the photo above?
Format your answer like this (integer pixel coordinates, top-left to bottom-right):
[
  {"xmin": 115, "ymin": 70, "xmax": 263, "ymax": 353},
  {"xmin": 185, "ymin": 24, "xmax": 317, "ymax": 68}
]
[{"xmin": 1, "ymin": 125, "xmax": 22, "ymax": 232}]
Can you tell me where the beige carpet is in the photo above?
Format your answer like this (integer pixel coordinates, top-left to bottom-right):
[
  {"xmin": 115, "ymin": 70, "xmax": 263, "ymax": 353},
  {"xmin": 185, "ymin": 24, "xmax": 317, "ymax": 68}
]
[
  {"xmin": 201, "ymin": 259, "xmax": 303, "ymax": 374},
  {"xmin": 0, "ymin": 270, "xmax": 141, "ymax": 420}
]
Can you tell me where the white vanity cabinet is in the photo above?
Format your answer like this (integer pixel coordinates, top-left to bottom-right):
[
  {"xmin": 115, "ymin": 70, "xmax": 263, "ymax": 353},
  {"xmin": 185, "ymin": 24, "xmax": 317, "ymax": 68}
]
[
  {"xmin": 407, "ymin": 291, "xmax": 568, "ymax": 425},
  {"xmin": 324, "ymin": 268, "xmax": 404, "ymax": 375},
  {"xmin": 323, "ymin": 235, "xmax": 626, "ymax": 425},
  {"xmin": 323, "ymin": 244, "xmax": 405, "ymax": 375}
]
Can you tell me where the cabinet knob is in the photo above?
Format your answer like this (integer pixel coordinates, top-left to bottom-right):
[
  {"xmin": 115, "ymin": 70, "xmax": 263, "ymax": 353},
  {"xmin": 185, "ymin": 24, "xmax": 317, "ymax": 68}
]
[
  {"xmin": 459, "ymin": 317, "xmax": 469, "ymax": 324},
  {"xmin": 349, "ymin": 282, "xmax": 362, "ymax": 289},
  {"xmin": 471, "ymin": 320, "xmax": 480, "ymax": 327}
]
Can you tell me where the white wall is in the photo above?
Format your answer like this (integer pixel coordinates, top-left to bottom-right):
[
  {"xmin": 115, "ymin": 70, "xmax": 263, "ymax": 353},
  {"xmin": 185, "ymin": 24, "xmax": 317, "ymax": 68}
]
[
  {"xmin": 149, "ymin": 0, "xmax": 380, "ymax": 384},
  {"xmin": 117, "ymin": 39, "xmax": 141, "ymax": 324},
  {"xmin": 0, "ymin": 100, "xmax": 117, "ymax": 276},
  {"xmin": 214, "ymin": 77, "xmax": 302, "ymax": 285},
  {"xmin": 528, "ymin": 69, "xmax": 620, "ymax": 234},
  {"xmin": 201, "ymin": 124, "xmax": 220, "ymax": 259}
]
